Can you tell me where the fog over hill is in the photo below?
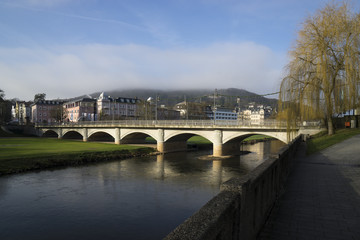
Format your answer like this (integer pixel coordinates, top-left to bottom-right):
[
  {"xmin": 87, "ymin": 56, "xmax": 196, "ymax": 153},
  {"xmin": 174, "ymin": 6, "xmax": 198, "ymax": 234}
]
[{"xmin": 89, "ymin": 88, "xmax": 278, "ymax": 109}]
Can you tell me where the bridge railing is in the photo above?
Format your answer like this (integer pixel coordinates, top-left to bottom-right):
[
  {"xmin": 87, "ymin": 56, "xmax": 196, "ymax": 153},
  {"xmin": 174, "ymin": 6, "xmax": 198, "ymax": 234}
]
[{"xmin": 33, "ymin": 119, "xmax": 324, "ymax": 129}]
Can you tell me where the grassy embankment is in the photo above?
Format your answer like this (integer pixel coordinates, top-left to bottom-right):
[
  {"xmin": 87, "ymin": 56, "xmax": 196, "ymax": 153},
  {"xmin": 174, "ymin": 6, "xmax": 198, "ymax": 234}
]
[
  {"xmin": 306, "ymin": 128, "xmax": 360, "ymax": 155},
  {"xmin": 0, "ymin": 136, "xmax": 154, "ymax": 175}
]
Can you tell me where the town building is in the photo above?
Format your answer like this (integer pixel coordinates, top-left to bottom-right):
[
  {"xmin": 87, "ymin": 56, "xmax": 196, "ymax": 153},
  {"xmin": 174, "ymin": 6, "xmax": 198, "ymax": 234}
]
[
  {"xmin": 174, "ymin": 101, "xmax": 208, "ymax": 119},
  {"xmin": 206, "ymin": 106, "xmax": 238, "ymax": 120},
  {"xmin": 239, "ymin": 104, "xmax": 273, "ymax": 123},
  {"xmin": 97, "ymin": 92, "xmax": 140, "ymax": 120},
  {"xmin": 31, "ymin": 100, "xmax": 64, "ymax": 123},
  {"xmin": 64, "ymin": 97, "xmax": 96, "ymax": 122},
  {"xmin": 15, "ymin": 101, "xmax": 33, "ymax": 125},
  {"xmin": 157, "ymin": 105, "xmax": 181, "ymax": 120}
]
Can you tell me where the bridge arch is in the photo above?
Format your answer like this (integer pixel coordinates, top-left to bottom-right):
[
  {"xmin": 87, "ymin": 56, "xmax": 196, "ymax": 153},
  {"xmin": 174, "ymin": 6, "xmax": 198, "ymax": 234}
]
[
  {"xmin": 88, "ymin": 131, "xmax": 115, "ymax": 142},
  {"xmin": 42, "ymin": 129, "xmax": 58, "ymax": 138},
  {"xmin": 223, "ymin": 132, "xmax": 288, "ymax": 144},
  {"xmin": 62, "ymin": 130, "xmax": 83, "ymax": 140},
  {"xmin": 164, "ymin": 130, "xmax": 214, "ymax": 143},
  {"xmin": 121, "ymin": 130, "xmax": 158, "ymax": 144}
]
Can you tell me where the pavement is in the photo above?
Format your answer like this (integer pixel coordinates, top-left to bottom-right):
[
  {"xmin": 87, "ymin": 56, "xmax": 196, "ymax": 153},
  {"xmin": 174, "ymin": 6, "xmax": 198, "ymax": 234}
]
[{"xmin": 257, "ymin": 134, "xmax": 360, "ymax": 240}]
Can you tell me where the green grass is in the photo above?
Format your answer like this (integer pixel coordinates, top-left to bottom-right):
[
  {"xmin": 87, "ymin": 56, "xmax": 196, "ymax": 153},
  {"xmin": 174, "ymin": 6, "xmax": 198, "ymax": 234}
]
[
  {"xmin": 306, "ymin": 128, "xmax": 360, "ymax": 155},
  {"xmin": 187, "ymin": 136, "xmax": 212, "ymax": 144},
  {"xmin": 0, "ymin": 138, "xmax": 147, "ymax": 160},
  {"xmin": 243, "ymin": 135, "xmax": 273, "ymax": 142},
  {"xmin": 0, "ymin": 137, "xmax": 154, "ymax": 175}
]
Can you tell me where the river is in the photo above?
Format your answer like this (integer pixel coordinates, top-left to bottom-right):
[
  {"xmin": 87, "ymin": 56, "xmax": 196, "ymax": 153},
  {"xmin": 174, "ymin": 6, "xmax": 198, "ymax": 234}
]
[{"xmin": 0, "ymin": 140, "xmax": 284, "ymax": 240}]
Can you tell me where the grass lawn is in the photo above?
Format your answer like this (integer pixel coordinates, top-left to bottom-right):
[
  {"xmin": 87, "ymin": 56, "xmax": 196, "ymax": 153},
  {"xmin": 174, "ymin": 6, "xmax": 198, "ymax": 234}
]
[
  {"xmin": 0, "ymin": 138, "xmax": 148, "ymax": 160},
  {"xmin": 187, "ymin": 136, "xmax": 212, "ymax": 144},
  {"xmin": 306, "ymin": 128, "xmax": 360, "ymax": 155},
  {"xmin": 0, "ymin": 137, "xmax": 154, "ymax": 175}
]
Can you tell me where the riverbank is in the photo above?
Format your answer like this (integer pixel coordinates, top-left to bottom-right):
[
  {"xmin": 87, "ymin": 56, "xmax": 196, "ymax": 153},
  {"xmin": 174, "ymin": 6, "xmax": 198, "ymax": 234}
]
[
  {"xmin": 306, "ymin": 128, "xmax": 360, "ymax": 154},
  {"xmin": 0, "ymin": 137, "xmax": 155, "ymax": 175}
]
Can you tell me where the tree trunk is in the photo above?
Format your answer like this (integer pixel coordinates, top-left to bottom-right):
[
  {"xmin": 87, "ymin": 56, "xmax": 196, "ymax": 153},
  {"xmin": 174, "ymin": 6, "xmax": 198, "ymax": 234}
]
[{"xmin": 327, "ymin": 115, "xmax": 334, "ymax": 135}]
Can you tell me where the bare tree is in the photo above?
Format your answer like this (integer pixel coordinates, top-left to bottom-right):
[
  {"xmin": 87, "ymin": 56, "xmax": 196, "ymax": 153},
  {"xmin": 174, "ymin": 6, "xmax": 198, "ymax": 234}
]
[
  {"xmin": 279, "ymin": 2, "xmax": 360, "ymax": 135},
  {"xmin": 0, "ymin": 89, "xmax": 4, "ymax": 100}
]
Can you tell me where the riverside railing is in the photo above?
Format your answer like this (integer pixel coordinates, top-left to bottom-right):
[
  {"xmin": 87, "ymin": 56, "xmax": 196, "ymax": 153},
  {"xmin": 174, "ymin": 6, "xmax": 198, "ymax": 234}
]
[{"xmin": 35, "ymin": 119, "xmax": 322, "ymax": 129}]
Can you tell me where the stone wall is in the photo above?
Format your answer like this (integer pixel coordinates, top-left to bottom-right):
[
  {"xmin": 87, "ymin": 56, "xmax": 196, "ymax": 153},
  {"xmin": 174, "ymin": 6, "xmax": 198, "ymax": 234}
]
[{"xmin": 164, "ymin": 135, "xmax": 302, "ymax": 240}]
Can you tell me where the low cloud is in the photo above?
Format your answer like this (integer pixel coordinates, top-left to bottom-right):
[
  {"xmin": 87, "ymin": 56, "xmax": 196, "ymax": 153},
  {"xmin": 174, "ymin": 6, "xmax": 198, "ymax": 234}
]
[{"xmin": 0, "ymin": 42, "xmax": 286, "ymax": 101}]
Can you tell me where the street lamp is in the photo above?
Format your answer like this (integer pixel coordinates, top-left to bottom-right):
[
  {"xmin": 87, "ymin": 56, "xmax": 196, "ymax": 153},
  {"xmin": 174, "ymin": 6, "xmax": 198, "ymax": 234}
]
[
  {"xmin": 147, "ymin": 95, "xmax": 159, "ymax": 122},
  {"xmin": 147, "ymin": 97, "xmax": 153, "ymax": 121}
]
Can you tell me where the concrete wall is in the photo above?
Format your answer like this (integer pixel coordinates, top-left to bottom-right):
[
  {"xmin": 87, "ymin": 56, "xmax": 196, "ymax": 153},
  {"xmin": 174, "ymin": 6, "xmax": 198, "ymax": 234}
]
[{"xmin": 164, "ymin": 135, "xmax": 302, "ymax": 240}]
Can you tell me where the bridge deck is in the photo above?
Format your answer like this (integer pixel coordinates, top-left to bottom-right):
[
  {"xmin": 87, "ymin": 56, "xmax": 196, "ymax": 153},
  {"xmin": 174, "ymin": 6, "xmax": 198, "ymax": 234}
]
[{"xmin": 36, "ymin": 120, "xmax": 320, "ymax": 130}]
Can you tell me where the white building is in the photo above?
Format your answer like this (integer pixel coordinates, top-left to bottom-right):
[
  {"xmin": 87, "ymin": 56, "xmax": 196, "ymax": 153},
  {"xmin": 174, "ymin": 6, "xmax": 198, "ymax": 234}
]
[
  {"xmin": 97, "ymin": 92, "xmax": 139, "ymax": 120},
  {"xmin": 15, "ymin": 101, "xmax": 32, "ymax": 125},
  {"xmin": 241, "ymin": 105, "xmax": 273, "ymax": 123},
  {"xmin": 206, "ymin": 106, "xmax": 238, "ymax": 120}
]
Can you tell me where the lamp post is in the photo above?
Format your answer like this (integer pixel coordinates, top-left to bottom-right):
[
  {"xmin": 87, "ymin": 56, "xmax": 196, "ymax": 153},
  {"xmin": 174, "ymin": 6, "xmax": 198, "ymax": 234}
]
[
  {"xmin": 155, "ymin": 94, "xmax": 159, "ymax": 122},
  {"xmin": 146, "ymin": 97, "xmax": 153, "ymax": 121},
  {"xmin": 185, "ymin": 95, "xmax": 188, "ymax": 120},
  {"xmin": 213, "ymin": 88, "xmax": 217, "ymax": 124}
]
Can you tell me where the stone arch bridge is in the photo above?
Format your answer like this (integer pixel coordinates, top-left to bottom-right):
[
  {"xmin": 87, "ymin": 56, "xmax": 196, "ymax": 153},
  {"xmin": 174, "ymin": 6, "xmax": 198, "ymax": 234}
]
[{"xmin": 35, "ymin": 120, "xmax": 323, "ymax": 156}]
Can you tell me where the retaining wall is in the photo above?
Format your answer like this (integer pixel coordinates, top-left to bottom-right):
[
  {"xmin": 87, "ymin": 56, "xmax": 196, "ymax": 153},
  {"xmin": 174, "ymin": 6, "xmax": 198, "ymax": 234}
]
[{"xmin": 164, "ymin": 135, "xmax": 302, "ymax": 240}]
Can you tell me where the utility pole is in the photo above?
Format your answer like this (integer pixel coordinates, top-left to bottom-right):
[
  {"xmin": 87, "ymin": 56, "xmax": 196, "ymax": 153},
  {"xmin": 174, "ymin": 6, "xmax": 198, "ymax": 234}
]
[
  {"xmin": 185, "ymin": 95, "xmax": 188, "ymax": 120},
  {"xmin": 213, "ymin": 88, "xmax": 217, "ymax": 124},
  {"xmin": 155, "ymin": 94, "xmax": 159, "ymax": 122}
]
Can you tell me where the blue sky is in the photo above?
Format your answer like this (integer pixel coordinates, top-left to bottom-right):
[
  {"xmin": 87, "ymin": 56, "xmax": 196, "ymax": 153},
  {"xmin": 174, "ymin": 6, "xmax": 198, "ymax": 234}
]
[{"xmin": 1, "ymin": 0, "xmax": 358, "ymax": 101}]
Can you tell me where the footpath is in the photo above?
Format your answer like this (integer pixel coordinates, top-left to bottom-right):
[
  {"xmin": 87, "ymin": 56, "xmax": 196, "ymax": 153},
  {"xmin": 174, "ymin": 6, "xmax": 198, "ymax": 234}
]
[{"xmin": 258, "ymin": 134, "xmax": 360, "ymax": 240}]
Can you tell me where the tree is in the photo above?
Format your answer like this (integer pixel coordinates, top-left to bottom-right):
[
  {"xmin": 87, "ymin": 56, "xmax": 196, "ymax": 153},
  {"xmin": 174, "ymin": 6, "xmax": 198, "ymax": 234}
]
[
  {"xmin": 279, "ymin": 2, "xmax": 360, "ymax": 135},
  {"xmin": 34, "ymin": 93, "xmax": 46, "ymax": 102},
  {"xmin": 0, "ymin": 89, "xmax": 4, "ymax": 100},
  {"xmin": 49, "ymin": 105, "xmax": 66, "ymax": 122}
]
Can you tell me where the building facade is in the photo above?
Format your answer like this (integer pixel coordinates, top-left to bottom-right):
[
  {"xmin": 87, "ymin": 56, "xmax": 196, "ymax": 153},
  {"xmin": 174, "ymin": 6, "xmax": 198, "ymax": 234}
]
[
  {"xmin": 64, "ymin": 98, "xmax": 96, "ymax": 122},
  {"xmin": 240, "ymin": 104, "xmax": 273, "ymax": 123},
  {"xmin": 15, "ymin": 101, "xmax": 32, "ymax": 125},
  {"xmin": 31, "ymin": 100, "xmax": 64, "ymax": 123},
  {"xmin": 97, "ymin": 92, "xmax": 140, "ymax": 120},
  {"xmin": 206, "ymin": 106, "xmax": 238, "ymax": 120}
]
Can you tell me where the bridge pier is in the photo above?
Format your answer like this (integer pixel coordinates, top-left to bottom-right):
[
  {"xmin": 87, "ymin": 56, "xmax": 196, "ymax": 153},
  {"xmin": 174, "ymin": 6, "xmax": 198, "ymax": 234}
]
[
  {"xmin": 213, "ymin": 142, "xmax": 241, "ymax": 156},
  {"xmin": 115, "ymin": 128, "xmax": 120, "ymax": 144},
  {"xmin": 213, "ymin": 130, "xmax": 241, "ymax": 156},
  {"xmin": 213, "ymin": 130, "xmax": 223, "ymax": 157},
  {"xmin": 83, "ymin": 128, "xmax": 88, "ymax": 142},
  {"xmin": 58, "ymin": 128, "xmax": 63, "ymax": 139}
]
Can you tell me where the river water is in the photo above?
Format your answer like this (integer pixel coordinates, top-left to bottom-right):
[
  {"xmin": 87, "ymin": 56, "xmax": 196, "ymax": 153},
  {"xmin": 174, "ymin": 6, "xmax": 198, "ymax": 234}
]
[{"xmin": 0, "ymin": 140, "xmax": 284, "ymax": 240}]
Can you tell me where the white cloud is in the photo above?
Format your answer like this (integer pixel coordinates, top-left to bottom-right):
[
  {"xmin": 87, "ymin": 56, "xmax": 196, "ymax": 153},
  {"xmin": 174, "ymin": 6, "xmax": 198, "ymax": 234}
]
[{"xmin": 0, "ymin": 42, "xmax": 286, "ymax": 101}]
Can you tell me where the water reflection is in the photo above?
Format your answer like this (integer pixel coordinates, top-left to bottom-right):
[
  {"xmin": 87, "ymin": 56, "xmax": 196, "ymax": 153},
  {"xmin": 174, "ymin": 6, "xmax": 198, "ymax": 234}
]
[
  {"xmin": 0, "ymin": 140, "xmax": 284, "ymax": 240},
  {"xmin": 212, "ymin": 160, "xmax": 223, "ymax": 189}
]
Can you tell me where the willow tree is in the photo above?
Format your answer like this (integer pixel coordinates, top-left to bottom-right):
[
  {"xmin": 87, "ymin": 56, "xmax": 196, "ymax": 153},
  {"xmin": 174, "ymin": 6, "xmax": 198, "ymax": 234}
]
[{"xmin": 279, "ymin": 2, "xmax": 360, "ymax": 135}]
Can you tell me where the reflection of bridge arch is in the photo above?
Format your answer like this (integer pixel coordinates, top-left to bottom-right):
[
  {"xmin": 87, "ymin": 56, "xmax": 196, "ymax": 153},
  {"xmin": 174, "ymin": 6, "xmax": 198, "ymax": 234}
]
[{"xmin": 223, "ymin": 132, "xmax": 288, "ymax": 144}]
